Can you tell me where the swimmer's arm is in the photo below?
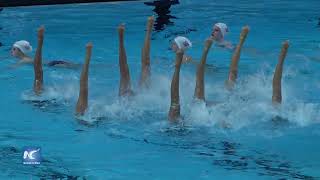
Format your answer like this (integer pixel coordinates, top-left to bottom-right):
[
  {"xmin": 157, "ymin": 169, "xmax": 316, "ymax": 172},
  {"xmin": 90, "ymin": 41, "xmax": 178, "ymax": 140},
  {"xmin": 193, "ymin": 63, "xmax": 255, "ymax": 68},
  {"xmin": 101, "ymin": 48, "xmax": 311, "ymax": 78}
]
[
  {"xmin": 183, "ymin": 55, "xmax": 205, "ymax": 66},
  {"xmin": 9, "ymin": 60, "xmax": 28, "ymax": 69},
  {"xmin": 182, "ymin": 57, "xmax": 217, "ymax": 70},
  {"xmin": 43, "ymin": 60, "xmax": 80, "ymax": 69},
  {"xmin": 59, "ymin": 62, "xmax": 80, "ymax": 69},
  {"xmin": 214, "ymin": 41, "xmax": 234, "ymax": 51},
  {"xmin": 178, "ymin": 55, "xmax": 196, "ymax": 66},
  {"xmin": 225, "ymin": 41, "xmax": 234, "ymax": 50},
  {"xmin": 272, "ymin": 41, "xmax": 289, "ymax": 105},
  {"xmin": 182, "ymin": 55, "xmax": 193, "ymax": 63}
]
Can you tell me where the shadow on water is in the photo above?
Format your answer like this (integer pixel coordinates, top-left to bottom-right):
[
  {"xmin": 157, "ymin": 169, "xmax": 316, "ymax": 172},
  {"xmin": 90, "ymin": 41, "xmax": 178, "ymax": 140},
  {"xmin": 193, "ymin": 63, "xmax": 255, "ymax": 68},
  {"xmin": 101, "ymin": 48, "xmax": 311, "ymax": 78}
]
[
  {"xmin": 21, "ymin": 99, "xmax": 69, "ymax": 115},
  {"xmin": 100, "ymin": 123, "xmax": 316, "ymax": 179},
  {"xmin": 0, "ymin": 123, "xmax": 317, "ymax": 179},
  {"xmin": 75, "ymin": 116, "xmax": 107, "ymax": 128},
  {"xmin": 204, "ymin": 138, "xmax": 315, "ymax": 179},
  {"xmin": 144, "ymin": 0, "xmax": 179, "ymax": 32}
]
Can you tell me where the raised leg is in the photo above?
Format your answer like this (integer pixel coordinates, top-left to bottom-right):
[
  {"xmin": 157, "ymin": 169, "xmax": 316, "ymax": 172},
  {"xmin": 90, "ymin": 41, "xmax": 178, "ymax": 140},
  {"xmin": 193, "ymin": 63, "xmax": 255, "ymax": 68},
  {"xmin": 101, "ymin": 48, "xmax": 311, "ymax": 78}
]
[
  {"xmin": 76, "ymin": 43, "xmax": 93, "ymax": 115},
  {"xmin": 272, "ymin": 41, "xmax": 289, "ymax": 105},
  {"xmin": 225, "ymin": 26, "xmax": 249, "ymax": 90},
  {"xmin": 139, "ymin": 16, "xmax": 154, "ymax": 89},
  {"xmin": 33, "ymin": 26, "xmax": 45, "ymax": 95},
  {"xmin": 168, "ymin": 49, "xmax": 184, "ymax": 122},
  {"xmin": 194, "ymin": 37, "xmax": 214, "ymax": 101},
  {"xmin": 118, "ymin": 24, "xmax": 133, "ymax": 97}
]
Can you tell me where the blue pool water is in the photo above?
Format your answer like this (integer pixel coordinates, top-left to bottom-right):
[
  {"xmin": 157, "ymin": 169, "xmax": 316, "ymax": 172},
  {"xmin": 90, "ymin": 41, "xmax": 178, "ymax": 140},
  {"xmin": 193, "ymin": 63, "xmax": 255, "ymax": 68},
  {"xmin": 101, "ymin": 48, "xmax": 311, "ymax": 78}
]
[{"xmin": 0, "ymin": 0, "xmax": 320, "ymax": 179}]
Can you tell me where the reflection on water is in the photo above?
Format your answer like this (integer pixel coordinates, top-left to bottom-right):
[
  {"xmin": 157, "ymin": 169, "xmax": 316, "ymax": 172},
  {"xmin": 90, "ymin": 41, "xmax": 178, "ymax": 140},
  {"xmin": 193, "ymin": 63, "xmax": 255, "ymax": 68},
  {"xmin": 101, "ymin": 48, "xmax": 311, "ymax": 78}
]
[
  {"xmin": 145, "ymin": 0, "xmax": 179, "ymax": 32},
  {"xmin": 144, "ymin": 0, "xmax": 198, "ymax": 40}
]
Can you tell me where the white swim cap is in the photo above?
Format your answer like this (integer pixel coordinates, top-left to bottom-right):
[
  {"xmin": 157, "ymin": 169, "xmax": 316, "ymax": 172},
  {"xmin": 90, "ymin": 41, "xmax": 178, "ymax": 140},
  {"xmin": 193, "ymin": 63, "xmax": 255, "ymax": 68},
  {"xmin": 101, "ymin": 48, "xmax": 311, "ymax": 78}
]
[
  {"xmin": 174, "ymin": 36, "xmax": 192, "ymax": 50},
  {"xmin": 214, "ymin": 23, "xmax": 228, "ymax": 38},
  {"xmin": 13, "ymin": 40, "xmax": 32, "ymax": 54}
]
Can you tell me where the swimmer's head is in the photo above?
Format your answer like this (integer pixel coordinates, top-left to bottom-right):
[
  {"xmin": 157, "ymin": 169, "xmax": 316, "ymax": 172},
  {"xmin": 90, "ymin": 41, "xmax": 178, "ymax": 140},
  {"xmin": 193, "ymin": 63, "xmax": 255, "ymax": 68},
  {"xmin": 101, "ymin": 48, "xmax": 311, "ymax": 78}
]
[
  {"xmin": 11, "ymin": 40, "xmax": 32, "ymax": 58},
  {"xmin": 171, "ymin": 36, "xmax": 192, "ymax": 52},
  {"xmin": 212, "ymin": 23, "xmax": 228, "ymax": 42}
]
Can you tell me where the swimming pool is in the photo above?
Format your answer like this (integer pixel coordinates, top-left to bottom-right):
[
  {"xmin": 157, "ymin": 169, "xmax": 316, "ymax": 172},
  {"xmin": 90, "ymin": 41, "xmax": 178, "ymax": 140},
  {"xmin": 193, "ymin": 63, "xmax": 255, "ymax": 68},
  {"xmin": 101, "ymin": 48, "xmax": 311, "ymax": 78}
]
[{"xmin": 0, "ymin": 0, "xmax": 320, "ymax": 179}]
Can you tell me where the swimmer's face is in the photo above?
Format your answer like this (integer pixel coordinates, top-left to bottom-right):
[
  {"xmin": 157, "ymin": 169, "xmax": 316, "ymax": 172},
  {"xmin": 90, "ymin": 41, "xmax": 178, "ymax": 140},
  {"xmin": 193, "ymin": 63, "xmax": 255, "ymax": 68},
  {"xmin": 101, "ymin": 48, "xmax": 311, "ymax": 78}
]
[
  {"xmin": 11, "ymin": 47, "xmax": 24, "ymax": 57},
  {"xmin": 171, "ymin": 42, "xmax": 179, "ymax": 52},
  {"xmin": 211, "ymin": 25, "xmax": 223, "ymax": 41}
]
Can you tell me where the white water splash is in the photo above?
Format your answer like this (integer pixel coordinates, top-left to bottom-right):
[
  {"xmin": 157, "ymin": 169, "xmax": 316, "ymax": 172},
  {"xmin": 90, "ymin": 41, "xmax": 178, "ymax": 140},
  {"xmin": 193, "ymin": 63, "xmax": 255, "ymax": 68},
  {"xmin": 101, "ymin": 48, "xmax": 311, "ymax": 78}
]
[{"xmin": 20, "ymin": 64, "xmax": 320, "ymax": 130}]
